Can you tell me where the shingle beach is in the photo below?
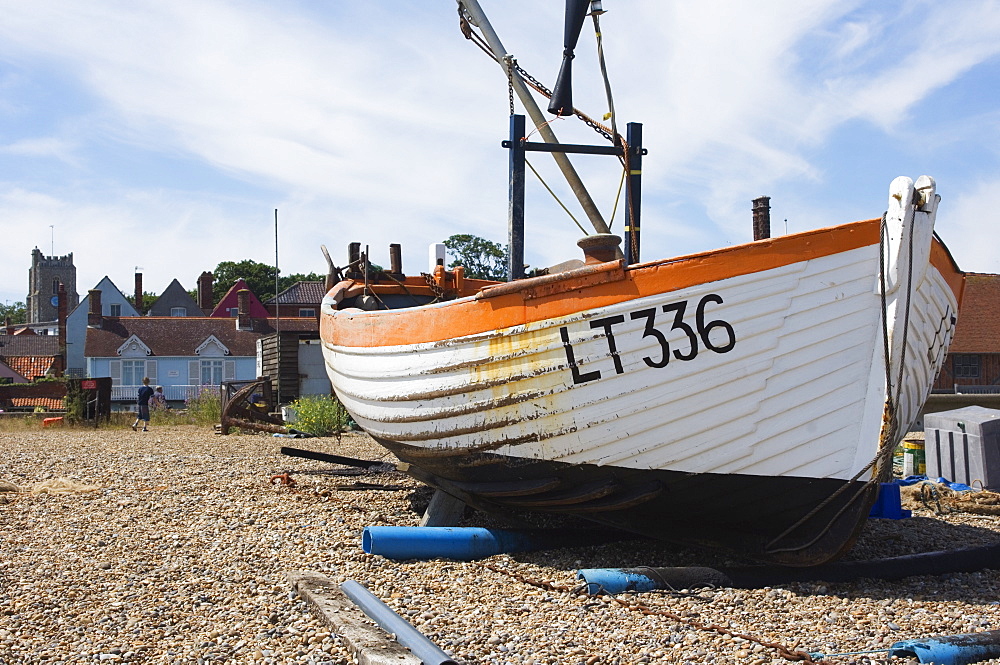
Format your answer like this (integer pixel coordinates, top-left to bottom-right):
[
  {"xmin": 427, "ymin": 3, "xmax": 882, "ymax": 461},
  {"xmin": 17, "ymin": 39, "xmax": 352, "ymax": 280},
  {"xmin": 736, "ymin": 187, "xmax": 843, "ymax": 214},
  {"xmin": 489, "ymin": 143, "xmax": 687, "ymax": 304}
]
[{"xmin": 3, "ymin": 426, "xmax": 1000, "ymax": 664}]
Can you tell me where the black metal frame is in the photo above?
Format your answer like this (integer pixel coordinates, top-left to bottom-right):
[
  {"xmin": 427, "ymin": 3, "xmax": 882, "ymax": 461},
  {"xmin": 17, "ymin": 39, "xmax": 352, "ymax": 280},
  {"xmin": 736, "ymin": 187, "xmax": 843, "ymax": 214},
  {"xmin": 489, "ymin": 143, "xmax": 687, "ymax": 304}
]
[{"xmin": 502, "ymin": 114, "xmax": 645, "ymax": 280}]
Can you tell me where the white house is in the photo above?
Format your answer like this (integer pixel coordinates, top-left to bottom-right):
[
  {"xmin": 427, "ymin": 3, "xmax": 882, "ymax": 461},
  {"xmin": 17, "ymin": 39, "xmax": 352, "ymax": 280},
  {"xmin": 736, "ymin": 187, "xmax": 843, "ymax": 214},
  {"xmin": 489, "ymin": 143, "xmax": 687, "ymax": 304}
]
[
  {"xmin": 65, "ymin": 277, "xmax": 141, "ymax": 377},
  {"xmin": 83, "ymin": 290, "xmax": 316, "ymax": 403}
]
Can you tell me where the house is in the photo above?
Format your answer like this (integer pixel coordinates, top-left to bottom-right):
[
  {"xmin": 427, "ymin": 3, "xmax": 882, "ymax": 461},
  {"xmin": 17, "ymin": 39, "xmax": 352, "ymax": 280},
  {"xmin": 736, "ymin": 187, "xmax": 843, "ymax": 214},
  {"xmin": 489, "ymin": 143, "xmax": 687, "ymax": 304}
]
[
  {"xmin": 264, "ymin": 281, "xmax": 325, "ymax": 318},
  {"xmin": 147, "ymin": 278, "xmax": 201, "ymax": 317},
  {"xmin": 65, "ymin": 277, "xmax": 141, "ymax": 377},
  {"xmin": 0, "ymin": 358, "xmax": 28, "ymax": 383},
  {"xmin": 933, "ymin": 272, "xmax": 1000, "ymax": 393},
  {"xmin": 0, "ymin": 334, "xmax": 61, "ymax": 380},
  {"xmin": 84, "ymin": 289, "xmax": 316, "ymax": 404},
  {"xmin": 210, "ymin": 279, "xmax": 269, "ymax": 318}
]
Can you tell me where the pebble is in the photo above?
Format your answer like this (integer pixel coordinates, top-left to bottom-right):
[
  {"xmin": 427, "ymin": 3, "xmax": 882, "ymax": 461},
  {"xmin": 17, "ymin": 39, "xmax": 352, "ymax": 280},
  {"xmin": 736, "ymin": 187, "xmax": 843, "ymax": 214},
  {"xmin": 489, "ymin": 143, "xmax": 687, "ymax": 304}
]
[{"xmin": 4, "ymin": 425, "xmax": 1000, "ymax": 664}]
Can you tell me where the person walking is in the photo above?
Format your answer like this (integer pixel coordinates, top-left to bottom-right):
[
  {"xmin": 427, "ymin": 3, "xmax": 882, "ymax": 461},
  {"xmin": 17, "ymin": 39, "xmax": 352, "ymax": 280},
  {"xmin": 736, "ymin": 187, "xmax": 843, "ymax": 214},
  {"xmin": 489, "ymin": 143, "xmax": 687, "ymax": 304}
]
[
  {"xmin": 133, "ymin": 377, "xmax": 154, "ymax": 431},
  {"xmin": 151, "ymin": 386, "xmax": 168, "ymax": 410}
]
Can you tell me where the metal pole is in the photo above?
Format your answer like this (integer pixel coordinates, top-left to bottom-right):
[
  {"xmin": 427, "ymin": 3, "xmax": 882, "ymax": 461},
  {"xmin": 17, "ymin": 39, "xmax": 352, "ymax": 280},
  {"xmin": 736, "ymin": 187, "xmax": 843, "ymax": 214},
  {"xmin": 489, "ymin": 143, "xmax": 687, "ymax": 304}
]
[
  {"xmin": 274, "ymin": 208, "xmax": 280, "ymax": 405},
  {"xmin": 340, "ymin": 580, "xmax": 458, "ymax": 665},
  {"xmin": 459, "ymin": 0, "xmax": 612, "ymax": 237},
  {"xmin": 508, "ymin": 114, "xmax": 526, "ymax": 281},
  {"xmin": 624, "ymin": 122, "xmax": 642, "ymax": 264}
]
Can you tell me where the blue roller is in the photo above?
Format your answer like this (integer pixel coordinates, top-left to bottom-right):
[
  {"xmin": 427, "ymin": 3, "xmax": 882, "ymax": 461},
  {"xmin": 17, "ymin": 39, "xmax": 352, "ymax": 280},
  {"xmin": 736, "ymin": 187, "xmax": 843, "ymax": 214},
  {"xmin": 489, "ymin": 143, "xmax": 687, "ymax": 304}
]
[
  {"xmin": 363, "ymin": 526, "xmax": 627, "ymax": 561},
  {"xmin": 576, "ymin": 567, "xmax": 734, "ymax": 595},
  {"xmin": 889, "ymin": 631, "xmax": 1000, "ymax": 665}
]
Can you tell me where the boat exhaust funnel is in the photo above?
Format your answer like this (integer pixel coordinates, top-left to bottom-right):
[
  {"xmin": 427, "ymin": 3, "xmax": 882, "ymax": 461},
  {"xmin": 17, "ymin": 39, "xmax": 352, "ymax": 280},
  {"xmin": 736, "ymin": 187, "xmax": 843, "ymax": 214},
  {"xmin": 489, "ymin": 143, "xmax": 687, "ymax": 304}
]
[{"xmin": 548, "ymin": 0, "xmax": 590, "ymax": 116}]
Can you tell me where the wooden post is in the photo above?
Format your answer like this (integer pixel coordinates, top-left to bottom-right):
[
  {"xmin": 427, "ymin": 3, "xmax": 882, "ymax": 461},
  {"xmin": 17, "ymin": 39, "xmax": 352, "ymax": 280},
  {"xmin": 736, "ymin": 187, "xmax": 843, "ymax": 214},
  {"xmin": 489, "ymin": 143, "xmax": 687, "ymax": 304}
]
[{"xmin": 419, "ymin": 490, "xmax": 467, "ymax": 527}]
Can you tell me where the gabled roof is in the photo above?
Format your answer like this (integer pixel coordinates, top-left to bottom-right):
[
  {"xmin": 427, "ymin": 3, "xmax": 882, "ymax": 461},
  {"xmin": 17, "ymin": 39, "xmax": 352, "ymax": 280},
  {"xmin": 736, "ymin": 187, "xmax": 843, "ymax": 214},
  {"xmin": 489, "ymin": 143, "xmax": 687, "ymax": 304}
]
[
  {"xmin": 267, "ymin": 281, "xmax": 326, "ymax": 306},
  {"xmin": 84, "ymin": 316, "xmax": 317, "ymax": 358},
  {"xmin": 950, "ymin": 273, "xmax": 1000, "ymax": 354},
  {"xmin": 0, "ymin": 359, "xmax": 28, "ymax": 382},
  {"xmin": 148, "ymin": 279, "xmax": 201, "ymax": 316},
  {"xmin": 210, "ymin": 279, "xmax": 270, "ymax": 318},
  {"xmin": 70, "ymin": 276, "xmax": 140, "ymax": 318}
]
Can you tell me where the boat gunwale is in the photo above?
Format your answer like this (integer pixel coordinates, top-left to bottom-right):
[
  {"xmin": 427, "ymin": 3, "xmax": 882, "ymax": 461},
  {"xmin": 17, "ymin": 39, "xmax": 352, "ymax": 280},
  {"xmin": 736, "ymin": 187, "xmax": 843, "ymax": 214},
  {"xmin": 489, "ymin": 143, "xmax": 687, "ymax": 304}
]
[{"xmin": 322, "ymin": 217, "xmax": 962, "ymax": 349}]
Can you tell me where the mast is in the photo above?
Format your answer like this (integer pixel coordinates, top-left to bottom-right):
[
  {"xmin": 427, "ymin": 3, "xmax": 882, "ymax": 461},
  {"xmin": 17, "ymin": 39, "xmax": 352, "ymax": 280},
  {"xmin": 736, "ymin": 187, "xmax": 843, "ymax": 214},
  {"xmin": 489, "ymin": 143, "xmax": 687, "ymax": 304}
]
[{"xmin": 458, "ymin": 0, "xmax": 612, "ymax": 237}]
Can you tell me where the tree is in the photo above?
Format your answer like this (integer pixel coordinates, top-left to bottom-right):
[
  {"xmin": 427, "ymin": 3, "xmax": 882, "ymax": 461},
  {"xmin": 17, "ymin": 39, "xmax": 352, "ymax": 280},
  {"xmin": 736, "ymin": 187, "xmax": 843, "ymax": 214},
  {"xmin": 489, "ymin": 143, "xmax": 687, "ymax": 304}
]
[
  {"xmin": 443, "ymin": 234, "xmax": 508, "ymax": 281},
  {"xmin": 211, "ymin": 260, "xmax": 325, "ymax": 303},
  {"xmin": 212, "ymin": 260, "xmax": 278, "ymax": 303},
  {"xmin": 125, "ymin": 292, "xmax": 160, "ymax": 315},
  {"xmin": 0, "ymin": 301, "xmax": 27, "ymax": 325}
]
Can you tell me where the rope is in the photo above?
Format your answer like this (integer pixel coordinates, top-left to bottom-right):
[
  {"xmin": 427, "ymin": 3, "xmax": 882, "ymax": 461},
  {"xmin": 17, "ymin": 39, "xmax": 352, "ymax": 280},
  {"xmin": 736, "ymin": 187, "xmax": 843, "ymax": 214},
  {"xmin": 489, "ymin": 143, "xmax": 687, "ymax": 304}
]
[
  {"xmin": 766, "ymin": 208, "xmax": 916, "ymax": 555},
  {"xmin": 608, "ymin": 162, "xmax": 627, "ymax": 231},
  {"xmin": 524, "ymin": 158, "xmax": 589, "ymax": 235},
  {"xmin": 479, "ymin": 563, "xmax": 817, "ymax": 663},
  {"xmin": 592, "ymin": 11, "xmax": 619, "ymax": 143}
]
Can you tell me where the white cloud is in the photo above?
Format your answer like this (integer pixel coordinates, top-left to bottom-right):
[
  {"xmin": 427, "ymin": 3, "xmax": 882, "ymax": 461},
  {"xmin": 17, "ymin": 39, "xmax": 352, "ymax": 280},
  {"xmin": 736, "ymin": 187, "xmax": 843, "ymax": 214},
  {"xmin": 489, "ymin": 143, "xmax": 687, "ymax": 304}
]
[{"xmin": 1, "ymin": 0, "xmax": 1000, "ymax": 306}]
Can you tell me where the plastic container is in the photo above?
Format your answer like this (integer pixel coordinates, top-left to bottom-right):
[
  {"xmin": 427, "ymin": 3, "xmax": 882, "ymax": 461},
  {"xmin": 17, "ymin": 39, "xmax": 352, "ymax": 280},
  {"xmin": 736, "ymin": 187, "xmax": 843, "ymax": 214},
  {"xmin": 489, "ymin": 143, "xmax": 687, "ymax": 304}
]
[{"xmin": 903, "ymin": 439, "xmax": 926, "ymax": 476}]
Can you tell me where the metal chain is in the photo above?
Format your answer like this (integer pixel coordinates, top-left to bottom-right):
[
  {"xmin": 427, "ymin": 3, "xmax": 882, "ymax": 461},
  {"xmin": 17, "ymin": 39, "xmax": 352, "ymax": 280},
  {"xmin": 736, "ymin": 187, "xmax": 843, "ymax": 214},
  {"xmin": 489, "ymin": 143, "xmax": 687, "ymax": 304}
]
[
  {"xmin": 457, "ymin": 9, "xmax": 618, "ymax": 146},
  {"xmin": 479, "ymin": 563, "xmax": 817, "ymax": 663}
]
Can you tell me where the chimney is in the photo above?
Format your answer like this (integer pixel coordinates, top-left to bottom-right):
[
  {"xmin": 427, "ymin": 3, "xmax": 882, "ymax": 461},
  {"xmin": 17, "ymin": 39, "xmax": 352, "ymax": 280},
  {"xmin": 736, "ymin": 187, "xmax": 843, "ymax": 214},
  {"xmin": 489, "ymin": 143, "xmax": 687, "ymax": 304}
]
[
  {"xmin": 389, "ymin": 243, "xmax": 404, "ymax": 278},
  {"xmin": 134, "ymin": 273, "xmax": 143, "ymax": 313},
  {"xmin": 88, "ymin": 289, "xmax": 103, "ymax": 328},
  {"xmin": 198, "ymin": 271, "xmax": 214, "ymax": 314},
  {"xmin": 236, "ymin": 289, "xmax": 252, "ymax": 331},
  {"xmin": 752, "ymin": 196, "xmax": 771, "ymax": 241},
  {"xmin": 57, "ymin": 283, "xmax": 67, "ymax": 376}
]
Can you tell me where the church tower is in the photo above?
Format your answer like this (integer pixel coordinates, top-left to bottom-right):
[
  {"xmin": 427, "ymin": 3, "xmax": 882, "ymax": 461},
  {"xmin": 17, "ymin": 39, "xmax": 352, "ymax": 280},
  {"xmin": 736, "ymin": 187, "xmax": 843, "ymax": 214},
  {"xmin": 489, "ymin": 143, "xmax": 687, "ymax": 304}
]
[{"xmin": 27, "ymin": 247, "xmax": 80, "ymax": 323}]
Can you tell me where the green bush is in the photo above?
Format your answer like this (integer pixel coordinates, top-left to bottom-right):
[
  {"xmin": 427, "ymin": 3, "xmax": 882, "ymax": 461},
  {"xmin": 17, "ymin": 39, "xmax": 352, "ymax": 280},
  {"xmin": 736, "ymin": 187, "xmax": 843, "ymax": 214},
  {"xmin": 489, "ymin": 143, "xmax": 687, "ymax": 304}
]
[
  {"xmin": 185, "ymin": 386, "xmax": 222, "ymax": 426},
  {"xmin": 288, "ymin": 395, "xmax": 349, "ymax": 437}
]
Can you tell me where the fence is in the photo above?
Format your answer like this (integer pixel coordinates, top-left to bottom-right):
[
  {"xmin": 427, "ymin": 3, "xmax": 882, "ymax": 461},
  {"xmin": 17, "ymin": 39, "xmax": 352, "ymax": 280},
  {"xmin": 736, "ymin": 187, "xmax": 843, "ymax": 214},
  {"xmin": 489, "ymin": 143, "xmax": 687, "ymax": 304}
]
[
  {"xmin": 955, "ymin": 385, "xmax": 1000, "ymax": 395},
  {"xmin": 111, "ymin": 384, "xmax": 215, "ymax": 402}
]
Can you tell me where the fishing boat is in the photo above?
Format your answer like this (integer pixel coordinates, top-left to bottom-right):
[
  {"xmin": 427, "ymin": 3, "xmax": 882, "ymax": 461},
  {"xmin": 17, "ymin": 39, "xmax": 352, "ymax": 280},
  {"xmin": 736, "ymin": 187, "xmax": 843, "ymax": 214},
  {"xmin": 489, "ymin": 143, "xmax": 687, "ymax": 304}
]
[{"xmin": 320, "ymin": 0, "xmax": 965, "ymax": 565}]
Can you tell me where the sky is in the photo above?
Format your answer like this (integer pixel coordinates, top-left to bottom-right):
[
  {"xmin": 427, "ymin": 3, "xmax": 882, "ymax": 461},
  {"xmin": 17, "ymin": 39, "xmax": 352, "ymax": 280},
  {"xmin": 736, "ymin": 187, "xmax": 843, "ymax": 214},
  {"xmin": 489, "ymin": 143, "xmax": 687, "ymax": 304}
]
[{"xmin": 2, "ymin": 0, "xmax": 999, "ymax": 309}]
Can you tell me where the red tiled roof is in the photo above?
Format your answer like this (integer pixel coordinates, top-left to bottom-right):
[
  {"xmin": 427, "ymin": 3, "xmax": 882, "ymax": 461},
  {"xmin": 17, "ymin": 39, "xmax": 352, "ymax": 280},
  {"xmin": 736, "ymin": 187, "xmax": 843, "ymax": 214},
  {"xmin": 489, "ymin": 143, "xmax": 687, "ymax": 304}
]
[
  {"xmin": 10, "ymin": 397, "xmax": 64, "ymax": 410},
  {"xmin": 84, "ymin": 317, "xmax": 317, "ymax": 358},
  {"xmin": 949, "ymin": 273, "xmax": 1000, "ymax": 354},
  {"xmin": 5, "ymin": 356, "xmax": 59, "ymax": 380},
  {"xmin": 0, "ymin": 359, "xmax": 28, "ymax": 382}
]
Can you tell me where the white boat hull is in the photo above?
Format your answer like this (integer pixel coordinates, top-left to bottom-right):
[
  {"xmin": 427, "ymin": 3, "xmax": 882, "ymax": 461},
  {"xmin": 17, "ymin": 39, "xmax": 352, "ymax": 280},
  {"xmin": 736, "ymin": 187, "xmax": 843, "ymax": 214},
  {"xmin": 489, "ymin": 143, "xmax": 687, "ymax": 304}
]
[{"xmin": 321, "ymin": 176, "xmax": 963, "ymax": 564}]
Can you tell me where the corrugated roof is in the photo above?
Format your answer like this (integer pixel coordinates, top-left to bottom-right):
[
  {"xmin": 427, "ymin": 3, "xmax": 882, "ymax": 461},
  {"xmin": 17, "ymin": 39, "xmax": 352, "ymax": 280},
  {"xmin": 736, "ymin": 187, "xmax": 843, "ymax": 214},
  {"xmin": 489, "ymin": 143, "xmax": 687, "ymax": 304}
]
[
  {"xmin": 949, "ymin": 273, "xmax": 1000, "ymax": 354},
  {"xmin": 84, "ymin": 317, "xmax": 317, "ymax": 358},
  {"xmin": 267, "ymin": 281, "xmax": 326, "ymax": 305}
]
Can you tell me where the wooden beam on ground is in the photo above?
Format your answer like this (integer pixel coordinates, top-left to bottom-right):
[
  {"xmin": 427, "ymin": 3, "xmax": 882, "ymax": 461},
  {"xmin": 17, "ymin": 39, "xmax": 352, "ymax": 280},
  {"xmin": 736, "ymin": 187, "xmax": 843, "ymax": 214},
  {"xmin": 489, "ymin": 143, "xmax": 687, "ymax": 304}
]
[{"xmin": 287, "ymin": 571, "xmax": 420, "ymax": 665}]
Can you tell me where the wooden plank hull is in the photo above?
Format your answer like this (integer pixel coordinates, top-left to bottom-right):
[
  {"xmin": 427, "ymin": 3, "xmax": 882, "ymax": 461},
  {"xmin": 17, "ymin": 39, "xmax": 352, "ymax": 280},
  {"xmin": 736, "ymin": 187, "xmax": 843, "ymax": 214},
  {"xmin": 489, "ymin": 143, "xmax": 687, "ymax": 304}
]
[{"xmin": 320, "ymin": 176, "xmax": 964, "ymax": 565}]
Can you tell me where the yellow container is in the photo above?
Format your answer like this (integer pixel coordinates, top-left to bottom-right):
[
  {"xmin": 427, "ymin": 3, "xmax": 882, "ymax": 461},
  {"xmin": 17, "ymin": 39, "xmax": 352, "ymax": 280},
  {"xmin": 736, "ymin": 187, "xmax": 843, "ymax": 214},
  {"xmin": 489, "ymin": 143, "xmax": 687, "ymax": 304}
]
[{"xmin": 902, "ymin": 440, "xmax": 926, "ymax": 476}]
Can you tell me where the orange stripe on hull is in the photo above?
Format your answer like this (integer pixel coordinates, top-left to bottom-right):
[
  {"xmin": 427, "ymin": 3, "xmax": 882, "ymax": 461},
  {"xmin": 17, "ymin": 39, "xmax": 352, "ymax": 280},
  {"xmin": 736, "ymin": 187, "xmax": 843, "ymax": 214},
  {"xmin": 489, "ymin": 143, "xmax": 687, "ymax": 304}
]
[{"xmin": 323, "ymin": 217, "xmax": 961, "ymax": 348}]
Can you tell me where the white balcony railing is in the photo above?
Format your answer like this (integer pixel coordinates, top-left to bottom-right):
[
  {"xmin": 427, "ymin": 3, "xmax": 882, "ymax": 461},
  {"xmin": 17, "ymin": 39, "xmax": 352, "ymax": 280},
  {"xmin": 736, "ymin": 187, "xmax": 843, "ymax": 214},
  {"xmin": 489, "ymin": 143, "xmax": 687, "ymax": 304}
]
[{"xmin": 111, "ymin": 384, "xmax": 218, "ymax": 402}]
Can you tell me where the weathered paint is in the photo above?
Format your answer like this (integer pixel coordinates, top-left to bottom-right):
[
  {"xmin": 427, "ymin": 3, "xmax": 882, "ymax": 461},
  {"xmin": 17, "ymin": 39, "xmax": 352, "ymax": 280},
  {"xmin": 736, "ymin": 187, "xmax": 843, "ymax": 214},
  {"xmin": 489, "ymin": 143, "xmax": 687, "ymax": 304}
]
[{"xmin": 320, "ymin": 176, "xmax": 965, "ymax": 564}]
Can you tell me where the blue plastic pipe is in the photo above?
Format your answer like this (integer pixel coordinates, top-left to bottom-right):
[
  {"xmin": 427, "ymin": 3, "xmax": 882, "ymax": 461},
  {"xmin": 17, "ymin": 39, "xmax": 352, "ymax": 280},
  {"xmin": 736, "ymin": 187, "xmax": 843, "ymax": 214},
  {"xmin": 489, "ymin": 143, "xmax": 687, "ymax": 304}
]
[
  {"xmin": 340, "ymin": 580, "xmax": 457, "ymax": 665},
  {"xmin": 577, "ymin": 567, "xmax": 735, "ymax": 595},
  {"xmin": 363, "ymin": 526, "xmax": 627, "ymax": 561},
  {"xmin": 889, "ymin": 631, "xmax": 1000, "ymax": 665}
]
